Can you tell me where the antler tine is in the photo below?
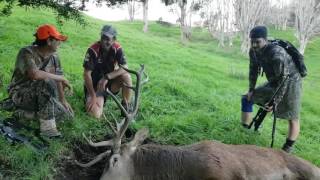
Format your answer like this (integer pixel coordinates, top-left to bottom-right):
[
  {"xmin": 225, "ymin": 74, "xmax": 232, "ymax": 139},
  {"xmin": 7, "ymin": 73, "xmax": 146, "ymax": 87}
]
[
  {"xmin": 104, "ymin": 88, "xmax": 130, "ymax": 154},
  {"xmin": 119, "ymin": 64, "xmax": 144, "ymax": 75},
  {"xmin": 106, "ymin": 88, "xmax": 130, "ymax": 117},
  {"xmin": 109, "ymin": 112, "xmax": 122, "ymax": 131},
  {"xmin": 122, "ymin": 82, "xmax": 135, "ymax": 90},
  {"xmin": 141, "ymin": 71, "xmax": 149, "ymax": 85},
  {"xmin": 118, "ymin": 117, "xmax": 126, "ymax": 130},
  {"xmin": 131, "ymin": 65, "xmax": 147, "ymax": 115},
  {"xmin": 77, "ymin": 65, "xmax": 148, "ymax": 167},
  {"xmin": 109, "ymin": 112, "xmax": 125, "ymax": 132},
  {"xmin": 75, "ymin": 150, "xmax": 111, "ymax": 167},
  {"xmin": 119, "ymin": 64, "xmax": 147, "ymax": 131},
  {"xmin": 82, "ymin": 133, "xmax": 114, "ymax": 147},
  {"xmin": 106, "ymin": 64, "xmax": 148, "ymax": 153},
  {"xmin": 120, "ymin": 64, "xmax": 148, "ymax": 85},
  {"xmin": 103, "ymin": 113, "xmax": 117, "ymax": 134}
]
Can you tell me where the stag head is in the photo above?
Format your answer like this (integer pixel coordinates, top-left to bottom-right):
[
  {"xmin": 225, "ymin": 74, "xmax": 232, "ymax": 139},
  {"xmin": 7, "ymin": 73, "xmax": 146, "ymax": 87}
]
[{"xmin": 75, "ymin": 64, "xmax": 149, "ymax": 180}]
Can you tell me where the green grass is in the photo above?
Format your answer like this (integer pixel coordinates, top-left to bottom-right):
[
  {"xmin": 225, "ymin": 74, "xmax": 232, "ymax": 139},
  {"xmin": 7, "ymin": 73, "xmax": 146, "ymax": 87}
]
[{"xmin": 0, "ymin": 5, "xmax": 320, "ymax": 179}]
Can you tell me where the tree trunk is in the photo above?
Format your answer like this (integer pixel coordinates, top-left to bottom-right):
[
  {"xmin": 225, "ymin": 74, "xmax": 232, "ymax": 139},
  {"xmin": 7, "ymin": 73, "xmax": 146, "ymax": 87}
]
[
  {"xmin": 282, "ymin": 19, "xmax": 287, "ymax": 30},
  {"xmin": 143, "ymin": 0, "xmax": 149, "ymax": 33},
  {"xmin": 219, "ymin": 33, "xmax": 225, "ymax": 47},
  {"xmin": 298, "ymin": 37, "xmax": 308, "ymax": 54},
  {"xmin": 179, "ymin": 1, "xmax": 189, "ymax": 44},
  {"xmin": 203, "ymin": 0, "xmax": 235, "ymax": 48},
  {"xmin": 128, "ymin": 0, "xmax": 135, "ymax": 22},
  {"xmin": 294, "ymin": 0, "xmax": 320, "ymax": 55},
  {"xmin": 234, "ymin": 0, "xmax": 271, "ymax": 54},
  {"xmin": 241, "ymin": 30, "xmax": 251, "ymax": 54}
]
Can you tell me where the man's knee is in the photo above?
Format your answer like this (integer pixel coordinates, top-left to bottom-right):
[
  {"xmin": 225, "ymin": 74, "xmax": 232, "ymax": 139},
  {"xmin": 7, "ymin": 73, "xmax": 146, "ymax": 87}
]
[
  {"xmin": 289, "ymin": 119, "xmax": 300, "ymax": 127},
  {"xmin": 120, "ymin": 72, "xmax": 132, "ymax": 84},
  {"xmin": 85, "ymin": 97, "xmax": 104, "ymax": 118},
  {"xmin": 241, "ymin": 95, "xmax": 253, "ymax": 112}
]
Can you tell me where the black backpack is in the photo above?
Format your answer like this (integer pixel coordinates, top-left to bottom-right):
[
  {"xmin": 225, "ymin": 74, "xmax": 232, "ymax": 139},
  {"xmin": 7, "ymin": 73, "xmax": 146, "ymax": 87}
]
[{"xmin": 269, "ymin": 39, "xmax": 307, "ymax": 77}]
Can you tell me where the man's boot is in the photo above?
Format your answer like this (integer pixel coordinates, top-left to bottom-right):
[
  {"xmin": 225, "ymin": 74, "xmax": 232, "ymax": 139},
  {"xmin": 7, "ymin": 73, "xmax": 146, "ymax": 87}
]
[
  {"xmin": 282, "ymin": 144, "xmax": 293, "ymax": 153},
  {"xmin": 281, "ymin": 138, "xmax": 295, "ymax": 153},
  {"xmin": 40, "ymin": 119, "xmax": 61, "ymax": 138}
]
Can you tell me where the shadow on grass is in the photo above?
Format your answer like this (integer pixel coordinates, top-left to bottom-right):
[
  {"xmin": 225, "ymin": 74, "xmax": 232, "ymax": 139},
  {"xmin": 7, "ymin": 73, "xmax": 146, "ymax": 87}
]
[{"xmin": 0, "ymin": 155, "xmax": 15, "ymax": 178}]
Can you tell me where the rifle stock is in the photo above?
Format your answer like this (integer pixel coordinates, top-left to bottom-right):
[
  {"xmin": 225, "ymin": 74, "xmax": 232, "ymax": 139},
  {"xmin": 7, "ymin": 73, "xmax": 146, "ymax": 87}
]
[
  {"xmin": 248, "ymin": 76, "xmax": 289, "ymax": 131},
  {"xmin": 248, "ymin": 108, "xmax": 267, "ymax": 130}
]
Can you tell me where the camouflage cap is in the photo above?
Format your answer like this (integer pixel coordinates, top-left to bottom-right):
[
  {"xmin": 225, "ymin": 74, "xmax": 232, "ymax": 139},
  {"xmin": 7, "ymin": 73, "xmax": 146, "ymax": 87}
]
[{"xmin": 101, "ymin": 25, "xmax": 117, "ymax": 37}]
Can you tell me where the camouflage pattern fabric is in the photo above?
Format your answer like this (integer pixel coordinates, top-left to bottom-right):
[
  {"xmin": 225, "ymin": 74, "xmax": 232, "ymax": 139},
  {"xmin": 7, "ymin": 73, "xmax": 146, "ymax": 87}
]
[
  {"xmin": 9, "ymin": 46, "xmax": 63, "ymax": 89},
  {"xmin": 249, "ymin": 43, "xmax": 302, "ymax": 120},
  {"xmin": 8, "ymin": 45, "xmax": 72, "ymax": 121},
  {"xmin": 10, "ymin": 80, "xmax": 73, "ymax": 121}
]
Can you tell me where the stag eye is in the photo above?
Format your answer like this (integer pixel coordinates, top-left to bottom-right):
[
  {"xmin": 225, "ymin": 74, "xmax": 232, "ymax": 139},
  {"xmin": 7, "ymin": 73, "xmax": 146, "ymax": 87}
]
[{"xmin": 112, "ymin": 157, "xmax": 118, "ymax": 166}]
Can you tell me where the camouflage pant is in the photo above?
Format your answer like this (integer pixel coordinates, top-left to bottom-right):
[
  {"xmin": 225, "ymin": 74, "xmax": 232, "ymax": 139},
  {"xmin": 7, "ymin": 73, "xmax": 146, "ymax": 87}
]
[{"xmin": 10, "ymin": 79, "xmax": 72, "ymax": 121}]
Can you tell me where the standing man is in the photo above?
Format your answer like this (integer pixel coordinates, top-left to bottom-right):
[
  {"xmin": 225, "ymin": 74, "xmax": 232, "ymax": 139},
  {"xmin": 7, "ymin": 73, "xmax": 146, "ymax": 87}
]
[
  {"xmin": 241, "ymin": 26, "xmax": 303, "ymax": 153},
  {"xmin": 8, "ymin": 24, "xmax": 74, "ymax": 138},
  {"xmin": 83, "ymin": 25, "xmax": 132, "ymax": 118}
]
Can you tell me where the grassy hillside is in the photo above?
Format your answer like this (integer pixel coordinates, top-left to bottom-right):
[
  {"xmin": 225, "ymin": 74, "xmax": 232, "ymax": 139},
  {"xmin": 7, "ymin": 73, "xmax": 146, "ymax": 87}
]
[{"xmin": 0, "ymin": 6, "xmax": 319, "ymax": 179}]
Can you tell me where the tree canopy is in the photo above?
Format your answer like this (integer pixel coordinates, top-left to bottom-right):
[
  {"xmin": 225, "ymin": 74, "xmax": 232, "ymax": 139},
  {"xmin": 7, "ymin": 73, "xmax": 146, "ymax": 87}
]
[{"xmin": 0, "ymin": 0, "xmax": 128, "ymax": 25}]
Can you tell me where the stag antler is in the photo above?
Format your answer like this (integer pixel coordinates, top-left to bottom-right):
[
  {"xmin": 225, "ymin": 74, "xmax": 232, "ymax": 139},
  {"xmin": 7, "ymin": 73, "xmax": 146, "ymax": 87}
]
[
  {"xmin": 75, "ymin": 64, "xmax": 148, "ymax": 167},
  {"xmin": 75, "ymin": 150, "xmax": 111, "ymax": 167}
]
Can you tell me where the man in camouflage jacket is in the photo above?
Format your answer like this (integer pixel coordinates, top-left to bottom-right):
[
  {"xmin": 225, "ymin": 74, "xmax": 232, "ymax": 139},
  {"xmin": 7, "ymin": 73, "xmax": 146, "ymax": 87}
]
[
  {"xmin": 241, "ymin": 26, "xmax": 302, "ymax": 153},
  {"xmin": 8, "ymin": 24, "xmax": 74, "ymax": 138}
]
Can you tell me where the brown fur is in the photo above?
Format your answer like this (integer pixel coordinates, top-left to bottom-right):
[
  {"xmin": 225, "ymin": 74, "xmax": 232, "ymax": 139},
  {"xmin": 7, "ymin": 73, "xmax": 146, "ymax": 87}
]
[{"xmin": 124, "ymin": 141, "xmax": 320, "ymax": 180}]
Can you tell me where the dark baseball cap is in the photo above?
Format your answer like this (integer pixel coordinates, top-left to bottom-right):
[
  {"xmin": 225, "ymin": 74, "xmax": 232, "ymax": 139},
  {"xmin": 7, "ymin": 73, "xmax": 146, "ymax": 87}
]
[{"xmin": 101, "ymin": 25, "xmax": 117, "ymax": 37}]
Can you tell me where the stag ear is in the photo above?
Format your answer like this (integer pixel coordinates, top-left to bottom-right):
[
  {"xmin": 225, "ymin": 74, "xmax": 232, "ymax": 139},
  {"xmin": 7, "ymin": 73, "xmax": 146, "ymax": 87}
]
[{"xmin": 128, "ymin": 128, "xmax": 149, "ymax": 149}]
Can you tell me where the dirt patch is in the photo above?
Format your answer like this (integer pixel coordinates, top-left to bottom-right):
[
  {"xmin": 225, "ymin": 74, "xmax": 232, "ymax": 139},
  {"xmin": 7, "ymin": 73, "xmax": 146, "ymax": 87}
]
[
  {"xmin": 55, "ymin": 128, "xmax": 158, "ymax": 180},
  {"xmin": 54, "ymin": 141, "xmax": 109, "ymax": 180}
]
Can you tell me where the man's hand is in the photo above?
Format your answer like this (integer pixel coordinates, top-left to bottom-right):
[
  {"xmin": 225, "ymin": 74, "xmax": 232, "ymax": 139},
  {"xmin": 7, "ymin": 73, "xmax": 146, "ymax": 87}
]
[
  {"xmin": 247, "ymin": 91, "xmax": 254, "ymax": 101},
  {"xmin": 61, "ymin": 99, "xmax": 74, "ymax": 115},
  {"xmin": 61, "ymin": 77, "xmax": 72, "ymax": 90},
  {"xmin": 263, "ymin": 103, "xmax": 273, "ymax": 112},
  {"xmin": 86, "ymin": 95, "xmax": 100, "ymax": 112},
  {"xmin": 97, "ymin": 78, "xmax": 108, "ymax": 92}
]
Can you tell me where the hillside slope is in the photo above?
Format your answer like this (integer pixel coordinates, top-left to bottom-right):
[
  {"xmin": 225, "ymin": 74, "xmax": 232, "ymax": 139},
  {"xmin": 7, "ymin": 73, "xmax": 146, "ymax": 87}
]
[{"xmin": 0, "ymin": 6, "xmax": 319, "ymax": 179}]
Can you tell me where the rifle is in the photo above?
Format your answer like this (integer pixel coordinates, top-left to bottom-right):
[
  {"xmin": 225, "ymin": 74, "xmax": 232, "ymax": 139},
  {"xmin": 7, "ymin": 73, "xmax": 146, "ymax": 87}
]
[
  {"xmin": 248, "ymin": 76, "xmax": 289, "ymax": 131},
  {"xmin": 0, "ymin": 118, "xmax": 48, "ymax": 154}
]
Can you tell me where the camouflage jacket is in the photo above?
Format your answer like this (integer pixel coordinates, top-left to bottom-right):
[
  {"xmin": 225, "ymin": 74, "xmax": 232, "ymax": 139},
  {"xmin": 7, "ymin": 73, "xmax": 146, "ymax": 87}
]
[
  {"xmin": 9, "ymin": 45, "xmax": 63, "ymax": 94},
  {"xmin": 249, "ymin": 43, "xmax": 300, "ymax": 105}
]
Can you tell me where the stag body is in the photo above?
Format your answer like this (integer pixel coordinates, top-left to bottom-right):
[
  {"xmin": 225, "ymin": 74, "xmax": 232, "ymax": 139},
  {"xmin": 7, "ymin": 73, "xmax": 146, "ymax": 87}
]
[
  {"xmin": 76, "ymin": 65, "xmax": 320, "ymax": 180},
  {"xmin": 100, "ymin": 140, "xmax": 320, "ymax": 180}
]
